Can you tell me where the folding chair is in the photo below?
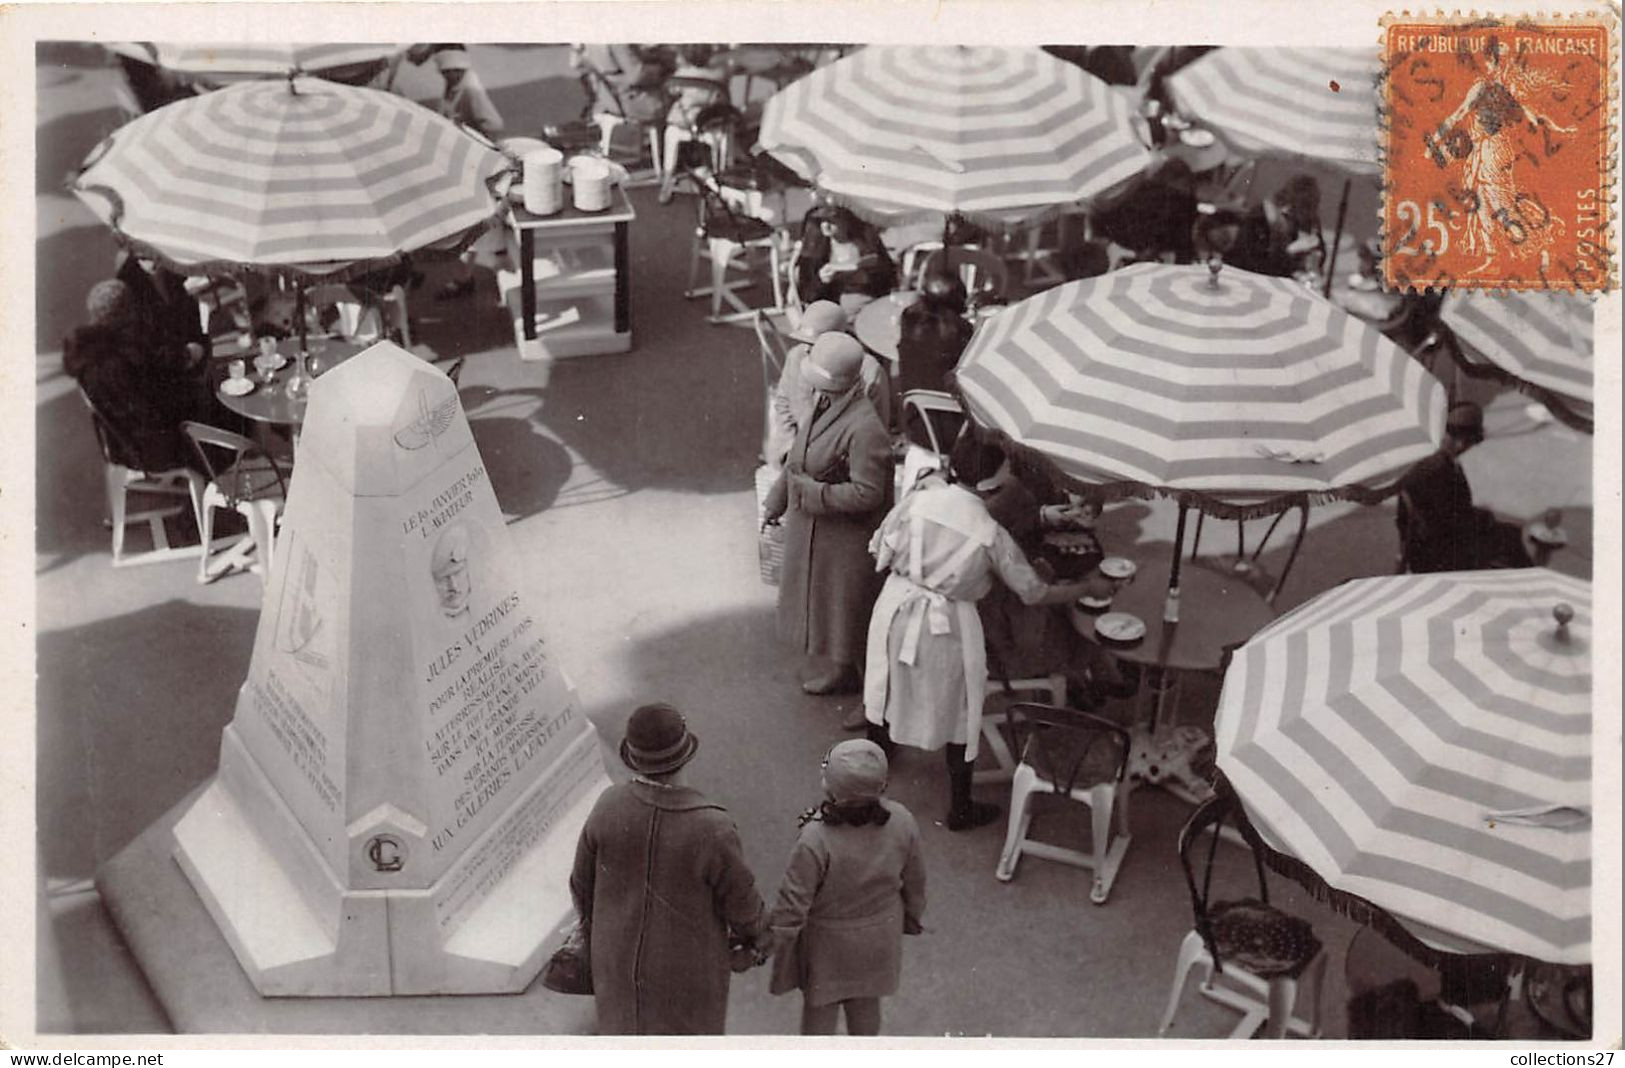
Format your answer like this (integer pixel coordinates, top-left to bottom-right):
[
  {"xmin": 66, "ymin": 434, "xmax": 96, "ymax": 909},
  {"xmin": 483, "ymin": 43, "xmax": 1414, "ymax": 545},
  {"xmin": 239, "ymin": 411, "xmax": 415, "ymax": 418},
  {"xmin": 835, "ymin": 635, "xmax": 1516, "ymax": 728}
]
[{"xmin": 181, "ymin": 421, "xmax": 289, "ymax": 586}]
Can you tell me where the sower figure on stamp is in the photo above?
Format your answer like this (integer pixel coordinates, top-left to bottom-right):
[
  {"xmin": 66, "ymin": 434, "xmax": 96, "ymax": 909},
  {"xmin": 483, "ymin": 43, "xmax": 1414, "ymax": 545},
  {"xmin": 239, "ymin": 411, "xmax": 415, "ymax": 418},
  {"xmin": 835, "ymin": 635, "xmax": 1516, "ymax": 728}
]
[{"xmin": 1430, "ymin": 39, "xmax": 1576, "ymax": 276}]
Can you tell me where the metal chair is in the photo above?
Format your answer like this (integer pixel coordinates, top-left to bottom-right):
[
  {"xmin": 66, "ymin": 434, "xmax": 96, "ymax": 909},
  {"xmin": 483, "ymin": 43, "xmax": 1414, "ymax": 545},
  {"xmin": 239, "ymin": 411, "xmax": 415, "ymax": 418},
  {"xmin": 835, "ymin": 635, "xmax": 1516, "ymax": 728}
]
[
  {"xmin": 79, "ymin": 388, "xmax": 204, "ymax": 568},
  {"xmin": 994, "ymin": 701, "xmax": 1135, "ymax": 904},
  {"xmin": 181, "ymin": 421, "xmax": 289, "ymax": 586},
  {"xmin": 683, "ymin": 175, "xmax": 784, "ymax": 323},
  {"xmin": 921, "ymin": 246, "xmax": 1011, "ymax": 309},
  {"xmin": 1158, "ymin": 787, "xmax": 1329, "ymax": 1039},
  {"xmin": 976, "ymin": 673, "xmax": 1065, "ymax": 787}
]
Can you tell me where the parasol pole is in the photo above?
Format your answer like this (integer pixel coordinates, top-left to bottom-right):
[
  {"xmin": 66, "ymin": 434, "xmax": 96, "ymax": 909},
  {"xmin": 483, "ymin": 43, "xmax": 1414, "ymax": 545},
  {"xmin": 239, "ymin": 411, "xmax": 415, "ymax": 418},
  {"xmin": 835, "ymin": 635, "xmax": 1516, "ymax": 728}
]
[
  {"xmin": 1169, "ymin": 501, "xmax": 1189, "ymax": 586},
  {"xmin": 294, "ymin": 280, "xmax": 308, "ymax": 355},
  {"xmin": 1322, "ymin": 176, "xmax": 1351, "ymax": 299}
]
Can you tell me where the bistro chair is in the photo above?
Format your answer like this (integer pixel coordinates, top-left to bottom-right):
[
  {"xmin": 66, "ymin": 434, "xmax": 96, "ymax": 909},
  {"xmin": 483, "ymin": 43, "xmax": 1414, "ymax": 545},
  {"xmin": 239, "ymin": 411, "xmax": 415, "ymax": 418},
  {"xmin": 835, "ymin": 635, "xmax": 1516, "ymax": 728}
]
[
  {"xmin": 975, "ymin": 673, "xmax": 1066, "ymax": 787},
  {"xmin": 921, "ymin": 246, "xmax": 1010, "ymax": 310},
  {"xmin": 657, "ymin": 78, "xmax": 738, "ymax": 201},
  {"xmin": 684, "ymin": 174, "xmax": 784, "ymax": 323},
  {"xmin": 181, "ymin": 421, "xmax": 289, "ymax": 587},
  {"xmin": 993, "ymin": 701, "xmax": 1134, "ymax": 905},
  {"xmin": 79, "ymin": 387, "xmax": 204, "ymax": 568},
  {"xmin": 752, "ymin": 310, "xmax": 792, "ymax": 464},
  {"xmin": 1158, "ymin": 787, "xmax": 1329, "ymax": 1039}
]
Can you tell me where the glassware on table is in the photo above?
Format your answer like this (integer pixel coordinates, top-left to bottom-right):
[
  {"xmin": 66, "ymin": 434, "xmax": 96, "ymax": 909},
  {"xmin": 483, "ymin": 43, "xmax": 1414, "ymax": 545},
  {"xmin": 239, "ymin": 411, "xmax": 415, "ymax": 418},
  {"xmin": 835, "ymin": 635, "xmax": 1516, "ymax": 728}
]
[
  {"xmin": 257, "ymin": 336, "xmax": 279, "ymax": 361},
  {"xmin": 254, "ymin": 353, "xmax": 279, "ymax": 383},
  {"xmin": 284, "ymin": 350, "xmax": 311, "ymax": 400}
]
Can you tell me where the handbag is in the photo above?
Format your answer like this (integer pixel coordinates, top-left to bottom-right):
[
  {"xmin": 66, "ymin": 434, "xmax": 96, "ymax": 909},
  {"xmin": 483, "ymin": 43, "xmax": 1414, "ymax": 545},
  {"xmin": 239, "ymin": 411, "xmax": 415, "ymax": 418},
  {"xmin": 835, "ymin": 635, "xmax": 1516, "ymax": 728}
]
[{"xmin": 540, "ymin": 918, "xmax": 593, "ymax": 995}]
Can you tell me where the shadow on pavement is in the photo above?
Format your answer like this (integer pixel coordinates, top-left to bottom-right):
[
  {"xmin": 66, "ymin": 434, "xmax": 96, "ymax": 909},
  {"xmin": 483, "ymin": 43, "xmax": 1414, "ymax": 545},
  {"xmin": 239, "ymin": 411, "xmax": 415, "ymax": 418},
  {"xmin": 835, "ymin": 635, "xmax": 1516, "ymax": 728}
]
[{"xmin": 36, "ymin": 599, "xmax": 259, "ymax": 880}]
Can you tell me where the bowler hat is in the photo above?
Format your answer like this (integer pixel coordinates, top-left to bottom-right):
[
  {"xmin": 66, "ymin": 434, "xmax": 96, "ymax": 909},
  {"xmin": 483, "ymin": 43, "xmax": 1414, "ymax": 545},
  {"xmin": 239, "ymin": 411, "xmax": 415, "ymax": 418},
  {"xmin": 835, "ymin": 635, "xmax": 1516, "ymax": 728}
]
[
  {"xmin": 789, "ymin": 300, "xmax": 849, "ymax": 343},
  {"xmin": 801, "ymin": 332, "xmax": 865, "ymax": 392},
  {"xmin": 620, "ymin": 702, "xmax": 699, "ymax": 775},
  {"xmin": 822, "ymin": 739, "xmax": 888, "ymax": 802}
]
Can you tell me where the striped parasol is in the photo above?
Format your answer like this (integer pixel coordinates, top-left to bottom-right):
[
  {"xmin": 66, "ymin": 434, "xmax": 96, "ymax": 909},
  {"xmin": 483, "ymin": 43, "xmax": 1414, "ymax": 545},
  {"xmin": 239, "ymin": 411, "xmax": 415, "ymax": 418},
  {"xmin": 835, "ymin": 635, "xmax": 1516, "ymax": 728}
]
[
  {"xmin": 757, "ymin": 45, "xmax": 1150, "ymax": 228},
  {"xmin": 72, "ymin": 75, "xmax": 511, "ymax": 280},
  {"xmin": 1215, "ymin": 568, "xmax": 1592, "ymax": 965},
  {"xmin": 954, "ymin": 262, "xmax": 1444, "ymax": 513},
  {"xmin": 1164, "ymin": 47, "xmax": 1380, "ymax": 176},
  {"xmin": 1442, "ymin": 291, "xmax": 1594, "ymax": 432},
  {"xmin": 148, "ymin": 43, "xmax": 402, "ymax": 85}
]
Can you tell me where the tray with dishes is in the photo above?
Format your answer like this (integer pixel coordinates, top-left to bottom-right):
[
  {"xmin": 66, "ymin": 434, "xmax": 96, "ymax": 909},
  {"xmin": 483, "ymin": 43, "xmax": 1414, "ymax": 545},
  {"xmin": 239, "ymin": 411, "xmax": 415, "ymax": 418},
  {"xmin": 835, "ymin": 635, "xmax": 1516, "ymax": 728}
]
[{"xmin": 1094, "ymin": 612, "xmax": 1147, "ymax": 644}]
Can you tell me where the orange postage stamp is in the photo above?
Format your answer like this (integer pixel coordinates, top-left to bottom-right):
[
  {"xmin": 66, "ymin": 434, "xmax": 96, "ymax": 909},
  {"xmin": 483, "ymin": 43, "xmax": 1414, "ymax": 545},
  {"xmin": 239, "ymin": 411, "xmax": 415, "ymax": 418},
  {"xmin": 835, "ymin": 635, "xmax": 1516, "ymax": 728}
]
[{"xmin": 1379, "ymin": 12, "xmax": 1618, "ymax": 292}]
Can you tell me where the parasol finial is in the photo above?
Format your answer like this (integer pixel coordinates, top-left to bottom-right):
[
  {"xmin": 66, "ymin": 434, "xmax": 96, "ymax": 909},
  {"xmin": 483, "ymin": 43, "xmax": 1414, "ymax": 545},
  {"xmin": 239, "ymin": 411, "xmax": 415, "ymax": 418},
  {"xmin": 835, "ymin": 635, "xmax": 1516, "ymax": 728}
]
[
  {"xmin": 1553, "ymin": 602, "xmax": 1574, "ymax": 639},
  {"xmin": 1207, "ymin": 255, "xmax": 1223, "ymax": 289}
]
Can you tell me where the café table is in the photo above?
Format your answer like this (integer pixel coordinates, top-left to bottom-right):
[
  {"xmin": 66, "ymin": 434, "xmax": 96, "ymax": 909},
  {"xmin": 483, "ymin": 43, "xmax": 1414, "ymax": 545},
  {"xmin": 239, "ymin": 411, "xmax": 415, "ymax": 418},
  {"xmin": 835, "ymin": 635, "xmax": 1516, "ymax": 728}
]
[
  {"xmin": 852, "ymin": 289, "xmax": 920, "ymax": 364},
  {"xmin": 854, "ymin": 289, "xmax": 1001, "ymax": 365},
  {"xmin": 215, "ymin": 337, "xmax": 366, "ymax": 431},
  {"xmin": 1067, "ymin": 551, "xmax": 1276, "ymax": 802}
]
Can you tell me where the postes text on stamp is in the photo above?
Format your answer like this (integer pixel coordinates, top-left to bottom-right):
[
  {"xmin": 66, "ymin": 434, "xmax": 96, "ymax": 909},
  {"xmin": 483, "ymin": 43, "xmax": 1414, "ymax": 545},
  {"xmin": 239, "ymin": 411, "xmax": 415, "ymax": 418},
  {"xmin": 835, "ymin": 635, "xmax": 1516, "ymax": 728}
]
[{"xmin": 1380, "ymin": 12, "xmax": 1617, "ymax": 292}]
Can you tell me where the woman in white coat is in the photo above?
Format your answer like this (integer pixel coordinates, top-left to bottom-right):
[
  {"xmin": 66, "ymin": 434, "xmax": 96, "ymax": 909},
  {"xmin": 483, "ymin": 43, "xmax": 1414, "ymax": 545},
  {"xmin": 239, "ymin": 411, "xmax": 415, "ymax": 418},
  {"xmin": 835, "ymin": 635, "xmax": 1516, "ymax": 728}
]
[{"xmin": 862, "ymin": 440, "xmax": 1100, "ymax": 830}]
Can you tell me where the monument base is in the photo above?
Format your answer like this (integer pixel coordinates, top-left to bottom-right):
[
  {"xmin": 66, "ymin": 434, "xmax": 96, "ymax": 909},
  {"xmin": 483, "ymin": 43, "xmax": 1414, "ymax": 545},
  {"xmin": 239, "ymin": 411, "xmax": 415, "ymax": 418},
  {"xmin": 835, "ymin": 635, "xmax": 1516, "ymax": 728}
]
[
  {"xmin": 172, "ymin": 728, "xmax": 610, "ymax": 997},
  {"xmin": 96, "ymin": 783, "xmax": 598, "ymax": 1034}
]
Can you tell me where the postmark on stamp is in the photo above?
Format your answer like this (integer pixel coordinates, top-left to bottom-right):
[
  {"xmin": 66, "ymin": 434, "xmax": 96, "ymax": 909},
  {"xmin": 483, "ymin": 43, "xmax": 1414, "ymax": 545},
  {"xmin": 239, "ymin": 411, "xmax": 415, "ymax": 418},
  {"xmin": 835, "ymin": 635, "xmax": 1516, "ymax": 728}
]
[{"xmin": 1379, "ymin": 12, "xmax": 1617, "ymax": 292}]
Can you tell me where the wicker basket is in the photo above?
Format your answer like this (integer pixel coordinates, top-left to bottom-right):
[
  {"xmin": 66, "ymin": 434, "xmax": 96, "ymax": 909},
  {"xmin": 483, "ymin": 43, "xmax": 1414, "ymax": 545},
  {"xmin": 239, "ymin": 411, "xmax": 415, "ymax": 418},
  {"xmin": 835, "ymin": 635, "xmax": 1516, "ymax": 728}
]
[{"xmin": 755, "ymin": 464, "xmax": 784, "ymax": 586}]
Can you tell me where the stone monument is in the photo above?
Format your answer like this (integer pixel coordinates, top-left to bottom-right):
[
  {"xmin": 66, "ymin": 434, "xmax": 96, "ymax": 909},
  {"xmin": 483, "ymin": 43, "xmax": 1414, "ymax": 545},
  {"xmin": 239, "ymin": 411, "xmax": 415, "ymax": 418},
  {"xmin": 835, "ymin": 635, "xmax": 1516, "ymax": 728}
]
[{"xmin": 173, "ymin": 341, "xmax": 610, "ymax": 996}]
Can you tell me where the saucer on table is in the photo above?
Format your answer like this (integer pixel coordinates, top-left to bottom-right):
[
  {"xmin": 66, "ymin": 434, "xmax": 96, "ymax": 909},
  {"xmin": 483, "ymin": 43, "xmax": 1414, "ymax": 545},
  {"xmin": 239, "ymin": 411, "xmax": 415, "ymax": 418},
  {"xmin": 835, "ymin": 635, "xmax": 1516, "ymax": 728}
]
[
  {"xmin": 220, "ymin": 378, "xmax": 255, "ymax": 397},
  {"xmin": 1095, "ymin": 612, "xmax": 1146, "ymax": 643}
]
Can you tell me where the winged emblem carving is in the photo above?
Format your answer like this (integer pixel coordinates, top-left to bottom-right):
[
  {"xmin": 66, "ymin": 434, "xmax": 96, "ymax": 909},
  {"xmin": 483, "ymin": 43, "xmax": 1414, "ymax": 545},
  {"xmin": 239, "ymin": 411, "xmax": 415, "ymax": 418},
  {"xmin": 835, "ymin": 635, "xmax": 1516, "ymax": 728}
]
[{"xmin": 393, "ymin": 388, "xmax": 459, "ymax": 451}]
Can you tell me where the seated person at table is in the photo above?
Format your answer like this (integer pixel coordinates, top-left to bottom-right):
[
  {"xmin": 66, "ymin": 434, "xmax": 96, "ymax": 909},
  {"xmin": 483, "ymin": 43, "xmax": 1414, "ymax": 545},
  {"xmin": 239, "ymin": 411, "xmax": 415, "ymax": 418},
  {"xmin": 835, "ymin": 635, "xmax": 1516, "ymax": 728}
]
[
  {"xmin": 953, "ymin": 438, "xmax": 1133, "ymax": 710},
  {"xmin": 63, "ymin": 279, "xmax": 221, "ymax": 473},
  {"xmin": 769, "ymin": 301, "xmax": 893, "ymax": 465},
  {"xmin": 795, "ymin": 207, "xmax": 897, "ymax": 311},
  {"xmin": 115, "ymin": 251, "xmax": 208, "ymax": 356},
  {"xmin": 1222, "ymin": 174, "xmax": 1327, "ymax": 279},
  {"xmin": 657, "ymin": 44, "xmax": 732, "ymax": 202},
  {"xmin": 1091, "ymin": 156, "xmax": 1202, "ymax": 264},
  {"xmin": 896, "ymin": 272, "xmax": 973, "ymax": 396}
]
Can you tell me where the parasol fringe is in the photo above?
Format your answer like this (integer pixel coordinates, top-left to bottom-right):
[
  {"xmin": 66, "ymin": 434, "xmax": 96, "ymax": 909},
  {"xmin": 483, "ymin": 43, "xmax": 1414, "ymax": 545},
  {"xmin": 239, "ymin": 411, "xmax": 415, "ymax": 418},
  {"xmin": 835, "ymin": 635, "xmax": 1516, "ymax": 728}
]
[
  {"xmin": 1253, "ymin": 834, "xmax": 1531, "ymax": 987},
  {"xmin": 1447, "ymin": 350, "xmax": 1595, "ymax": 435},
  {"xmin": 1210, "ymin": 775, "xmax": 1538, "ymax": 985},
  {"xmin": 950, "ymin": 389, "xmax": 1407, "ymax": 521}
]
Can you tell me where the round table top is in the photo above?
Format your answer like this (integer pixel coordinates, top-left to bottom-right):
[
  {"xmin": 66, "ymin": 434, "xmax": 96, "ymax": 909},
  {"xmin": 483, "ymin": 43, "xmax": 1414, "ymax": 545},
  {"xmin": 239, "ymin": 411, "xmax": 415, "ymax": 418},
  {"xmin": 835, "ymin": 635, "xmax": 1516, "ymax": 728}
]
[
  {"xmin": 1068, "ymin": 551, "xmax": 1276, "ymax": 672},
  {"xmin": 852, "ymin": 290, "xmax": 920, "ymax": 363},
  {"xmin": 214, "ymin": 337, "xmax": 364, "ymax": 427}
]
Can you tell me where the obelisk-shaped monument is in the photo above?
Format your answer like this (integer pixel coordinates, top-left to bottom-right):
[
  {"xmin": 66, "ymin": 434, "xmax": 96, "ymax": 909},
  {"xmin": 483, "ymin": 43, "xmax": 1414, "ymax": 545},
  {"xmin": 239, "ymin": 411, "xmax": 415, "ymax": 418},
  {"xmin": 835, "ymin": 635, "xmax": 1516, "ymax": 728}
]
[{"xmin": 174, "ymin": 342, "xmax": 610, "ymax": 996}]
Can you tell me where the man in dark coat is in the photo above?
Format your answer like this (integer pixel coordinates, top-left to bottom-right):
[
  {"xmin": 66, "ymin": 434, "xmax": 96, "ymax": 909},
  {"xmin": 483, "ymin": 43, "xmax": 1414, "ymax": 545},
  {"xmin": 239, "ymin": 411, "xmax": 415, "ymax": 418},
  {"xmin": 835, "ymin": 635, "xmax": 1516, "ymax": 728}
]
[
  {"xmin": 569, "ymin": 703, "xmax": 767, "ymax": 1035},
  {"xmin": 764, "ymin": 333, "xmax": 895, "ymax": 698},
  {"xmin": 1396, "ymin": 401, "xmax": 1528, "ymax": 572}
]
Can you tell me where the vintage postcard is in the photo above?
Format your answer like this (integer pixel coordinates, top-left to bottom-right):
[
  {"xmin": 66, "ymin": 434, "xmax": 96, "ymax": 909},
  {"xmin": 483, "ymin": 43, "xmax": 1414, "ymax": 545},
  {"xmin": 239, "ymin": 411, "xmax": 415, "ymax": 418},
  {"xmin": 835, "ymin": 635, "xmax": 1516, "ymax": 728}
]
[{"xmin": 0, "ymin": 0, "xmax": 1618, "ymax": 1059}]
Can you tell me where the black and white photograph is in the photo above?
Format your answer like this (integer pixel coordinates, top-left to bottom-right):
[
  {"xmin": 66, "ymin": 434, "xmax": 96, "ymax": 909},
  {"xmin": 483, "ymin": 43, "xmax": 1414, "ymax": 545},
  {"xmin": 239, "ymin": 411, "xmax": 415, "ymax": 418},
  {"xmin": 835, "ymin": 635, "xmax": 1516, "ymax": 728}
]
[{"xmin": 3, "ymin": 0, "xmax": 1618, "ymax": 1052}]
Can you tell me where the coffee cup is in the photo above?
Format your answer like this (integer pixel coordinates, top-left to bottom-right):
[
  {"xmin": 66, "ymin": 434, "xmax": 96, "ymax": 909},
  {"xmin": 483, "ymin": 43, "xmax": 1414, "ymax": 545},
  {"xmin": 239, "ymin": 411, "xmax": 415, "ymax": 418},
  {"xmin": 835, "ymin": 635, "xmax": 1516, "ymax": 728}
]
[{"xmin": 227, "ymin": 359, "xmax": 246, "ymax": 380}]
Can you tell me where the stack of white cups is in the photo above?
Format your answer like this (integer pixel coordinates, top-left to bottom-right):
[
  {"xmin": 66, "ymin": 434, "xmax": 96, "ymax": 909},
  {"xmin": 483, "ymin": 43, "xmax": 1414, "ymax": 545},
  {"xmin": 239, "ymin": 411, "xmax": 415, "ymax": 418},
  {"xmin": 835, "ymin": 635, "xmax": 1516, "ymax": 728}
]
[
  {"xmin": 569, "ymin": 156, "xmax": 612, "ymax": 212},
  {"xmin": 522, "ymin": 147, "xmax": 564, "ymax": 215}
]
